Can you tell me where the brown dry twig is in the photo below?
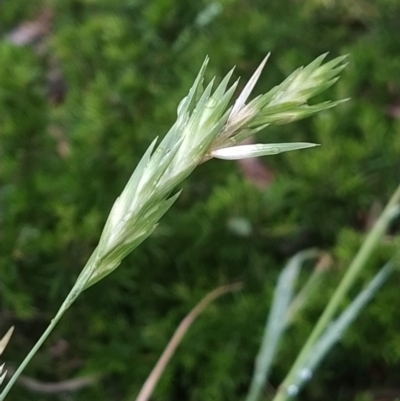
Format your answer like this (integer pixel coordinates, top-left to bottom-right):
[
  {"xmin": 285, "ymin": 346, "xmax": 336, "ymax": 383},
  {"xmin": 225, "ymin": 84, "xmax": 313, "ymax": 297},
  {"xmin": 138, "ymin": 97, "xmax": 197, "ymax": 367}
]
[{"xmin": 135, "ymin": 282, "xmax": 243, "ymax": 401}]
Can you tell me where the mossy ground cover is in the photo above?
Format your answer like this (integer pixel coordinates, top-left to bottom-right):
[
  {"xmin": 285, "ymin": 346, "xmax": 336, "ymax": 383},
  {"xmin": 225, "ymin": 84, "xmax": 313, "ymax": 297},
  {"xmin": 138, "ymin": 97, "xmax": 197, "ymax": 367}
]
[{"xmin": 0, "ymin": 1, "xmax": 399, "ymax": 400}]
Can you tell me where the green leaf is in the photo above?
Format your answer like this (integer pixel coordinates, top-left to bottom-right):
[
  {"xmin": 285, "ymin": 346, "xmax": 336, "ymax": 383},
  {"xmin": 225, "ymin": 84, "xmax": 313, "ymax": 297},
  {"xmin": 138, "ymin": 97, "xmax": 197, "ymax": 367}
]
[
  {"xmin": 246, "ymin": 250, "xmax": 319, "ymax": 401},
  {"xmin": 286, "ymin": 260, "xmax": 395, "ymax": 392}
]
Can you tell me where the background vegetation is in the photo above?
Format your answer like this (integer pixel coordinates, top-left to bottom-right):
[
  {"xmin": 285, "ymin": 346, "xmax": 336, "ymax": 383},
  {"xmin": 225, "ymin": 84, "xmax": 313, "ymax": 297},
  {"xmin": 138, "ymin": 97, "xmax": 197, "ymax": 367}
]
[{"xmin": 0, "ymin": 0, "xmax": 399, "ymax": 400}]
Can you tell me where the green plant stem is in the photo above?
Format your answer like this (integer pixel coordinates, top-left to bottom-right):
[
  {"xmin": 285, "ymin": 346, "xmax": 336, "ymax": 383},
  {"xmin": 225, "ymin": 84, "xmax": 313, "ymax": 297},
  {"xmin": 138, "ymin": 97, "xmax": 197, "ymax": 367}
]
[
  {"xmin": 0, "ymin": 255, "xmax": 97, "ymax": 400},
  {"xmin": 0, "ymin": 310, "xmax": 65, "ymax": 400},
  {"xmin": 272, "ymin": 183, "xmax": 400, "ymax": 401}
]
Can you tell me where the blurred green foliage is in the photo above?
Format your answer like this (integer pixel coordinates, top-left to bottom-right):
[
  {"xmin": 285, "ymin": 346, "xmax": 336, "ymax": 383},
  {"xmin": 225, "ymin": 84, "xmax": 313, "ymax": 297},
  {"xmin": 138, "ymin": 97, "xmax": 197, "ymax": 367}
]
[{"xmin": 0, "ymin": 0, "xmax": 399, "ymax": 400}]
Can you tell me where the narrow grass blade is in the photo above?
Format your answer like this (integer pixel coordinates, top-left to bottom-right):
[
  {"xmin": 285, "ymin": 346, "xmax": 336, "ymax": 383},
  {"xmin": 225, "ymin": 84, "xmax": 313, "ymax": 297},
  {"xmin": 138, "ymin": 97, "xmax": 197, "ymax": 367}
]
[
  {"xmin": 287, "ymin": 254, "xmax": 332, "ymax": 323},
  {"xmin": 272, "ymin": 186, "xmax": 400, "ymax": 401},
  {"xmin": 282, "ymin": 260, "xmax": 395, "ymax": 396},
  {"xmin": 246, "ymin": 250, "xmax": 318, "ymax": 401}
]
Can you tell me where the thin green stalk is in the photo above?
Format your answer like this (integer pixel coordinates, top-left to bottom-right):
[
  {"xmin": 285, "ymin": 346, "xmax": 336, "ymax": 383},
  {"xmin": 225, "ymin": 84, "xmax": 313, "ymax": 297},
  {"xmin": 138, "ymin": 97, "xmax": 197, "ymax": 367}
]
[
  {"xmin": 0, "ymin": 256, "xmax": 97, "ymax": 401},
  {"xmin": 272, "ymin": 183, "xmax": 400, "ymax": 401},
  {"xmin": 0, "ymin": 312, "xmax": 64, "ymax": 400}
]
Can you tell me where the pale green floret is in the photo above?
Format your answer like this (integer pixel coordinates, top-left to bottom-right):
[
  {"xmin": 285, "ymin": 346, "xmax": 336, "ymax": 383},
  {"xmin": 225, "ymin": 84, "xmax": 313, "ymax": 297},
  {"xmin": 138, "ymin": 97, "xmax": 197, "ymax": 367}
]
[
  {"xmin": 81, "ymin": 53, "xmax": 347, "ymax": 289},
  {"xmin": 211, "ymin": 143, "xmax": 320, "ymax": 160}
]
